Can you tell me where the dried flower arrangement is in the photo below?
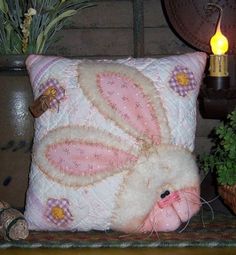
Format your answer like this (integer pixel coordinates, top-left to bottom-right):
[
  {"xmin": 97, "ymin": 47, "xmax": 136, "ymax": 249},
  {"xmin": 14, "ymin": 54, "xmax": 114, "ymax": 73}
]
[{"xmin": 0, "ymin": 0, "xmax": 93, "ymax": 54}]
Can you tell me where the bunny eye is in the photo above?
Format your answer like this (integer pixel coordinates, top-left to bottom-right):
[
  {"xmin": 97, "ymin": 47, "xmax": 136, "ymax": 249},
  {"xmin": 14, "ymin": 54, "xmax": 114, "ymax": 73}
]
[{"xmin": 160, "ymin": 190, "xmax": 170, "ymax": 199}]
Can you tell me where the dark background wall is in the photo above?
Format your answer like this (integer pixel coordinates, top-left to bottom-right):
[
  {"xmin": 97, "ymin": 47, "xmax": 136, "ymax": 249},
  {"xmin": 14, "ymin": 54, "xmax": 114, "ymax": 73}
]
[
  {"xmin": 0, "ymin": 0, "xmax": 222, "ymax": 210},
  {"xmin": 48, "ymin": 0, "xmax": 192, "ymax": 57}
]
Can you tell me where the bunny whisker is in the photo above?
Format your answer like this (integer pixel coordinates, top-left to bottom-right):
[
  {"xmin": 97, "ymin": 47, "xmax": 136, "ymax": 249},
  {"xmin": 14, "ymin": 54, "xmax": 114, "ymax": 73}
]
[
  {"xmin": 178, "ymin": 214, "xmax": 191, "ymax": 233},
  {"xmin": 182, "ymin": 190, "xmax": 216, "ymax": 221},
  {"xmin": 142, "ymin": 212, "xmax": 160, "ymax": 239},
  {"xmin": 142, "ymin": 224, "xmax": 157, "ymax": 240},
  {"xmin": 199, "ymin": 197, "xmax": 215, "ymax": 221},
  {"xmin": 200, "ymin": 206, "xmax": 206, "ymax": 228},
  {"xmin": 118, "ymin": 218, "xmax": 150, "ymax": 238},
  {"xmin": 184, "ymin": 190, "xmax": 220, "ymax": 205},
  {"xmin": 118, "ymin": 222, "xmax": 143, "ymax": 238},
  {"xmin": 177, "ymin": 195, "xmax": 191, "ymax": 233},
  {"xmin": 151, "ymin": 216, "xmax": 160, "ymax": 239},
  {"xmin": 201, "ymin": 195, "xmax": 220, "ymax": 205},
  {"xmin": 143, "ymin": 220, "xmax": 161, "ymax": 240},
  {"xmin": 118, "ymin": 229, "xmax": 142, "ymax": 239},
  {"xmin": 199, "ymin": 196, "xmax": 220, "ymax": 228}
]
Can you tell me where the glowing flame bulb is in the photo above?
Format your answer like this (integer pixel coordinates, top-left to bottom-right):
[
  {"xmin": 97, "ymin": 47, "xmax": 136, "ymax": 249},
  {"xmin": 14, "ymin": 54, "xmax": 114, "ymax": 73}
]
[
  {"xmin": 208, "ymin": 3, "xmax": 229, "ymax": 78},
  {"xmin": 210, "ymin": 17, "xmax": 228, "ymax": 55}
]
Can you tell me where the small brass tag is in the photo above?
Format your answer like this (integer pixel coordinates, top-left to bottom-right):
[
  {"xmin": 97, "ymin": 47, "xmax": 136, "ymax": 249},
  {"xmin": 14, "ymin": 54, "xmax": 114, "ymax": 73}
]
[
  {"xmin": 29, "ymin": 84, "xmax": 65, "ymax": 118},
  {"xmin": 29, "ymin": 95, "xmax": 51, "ymax": 118}
]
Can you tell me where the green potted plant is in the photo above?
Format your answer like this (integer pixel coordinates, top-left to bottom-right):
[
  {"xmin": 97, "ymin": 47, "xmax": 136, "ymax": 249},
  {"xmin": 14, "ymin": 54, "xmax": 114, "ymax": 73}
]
[
  {"xmin": 0, "ymin": 0, "xmax": 94, "ymax": 55},
  {"xmin": 201, "ymin": 109, "xmax": 236, "ymax": 213}
]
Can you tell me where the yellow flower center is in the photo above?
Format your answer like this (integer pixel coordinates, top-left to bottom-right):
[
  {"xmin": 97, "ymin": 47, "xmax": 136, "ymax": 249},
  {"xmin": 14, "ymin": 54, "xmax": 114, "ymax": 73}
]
[
  {"xmin": 51, "ymin": 206, "xmax": 65, "ymax": 220},
  {"xmin": 44, "ymin": 87, "xmax": 57, "ymax": 97},
  {"xmin": 175, "ymin": 72, "xmax": 189, "ymax": 86}
]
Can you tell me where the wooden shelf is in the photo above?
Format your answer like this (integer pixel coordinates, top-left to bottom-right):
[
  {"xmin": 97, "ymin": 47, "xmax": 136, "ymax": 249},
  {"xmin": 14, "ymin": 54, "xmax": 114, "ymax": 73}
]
[
  {"xmin": 199, "ymin": 85, "xmax": 236, "ymax": 119},
  {"xmin": 200, "ymin": 86, "xmax": 236, "ymax": 100}
]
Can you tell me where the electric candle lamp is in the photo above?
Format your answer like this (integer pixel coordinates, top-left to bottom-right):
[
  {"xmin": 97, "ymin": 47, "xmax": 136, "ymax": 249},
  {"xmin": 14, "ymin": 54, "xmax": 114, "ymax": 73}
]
[{"xmin": 207, "ymin": 3, "xmax": 230, "ymax": 89}]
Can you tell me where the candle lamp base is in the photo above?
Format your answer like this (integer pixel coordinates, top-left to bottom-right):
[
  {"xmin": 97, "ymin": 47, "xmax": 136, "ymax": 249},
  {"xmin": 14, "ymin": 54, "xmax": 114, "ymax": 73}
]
[{"xmin": 205, "ymin": 76, "xmax": 230, "ymax": 90}]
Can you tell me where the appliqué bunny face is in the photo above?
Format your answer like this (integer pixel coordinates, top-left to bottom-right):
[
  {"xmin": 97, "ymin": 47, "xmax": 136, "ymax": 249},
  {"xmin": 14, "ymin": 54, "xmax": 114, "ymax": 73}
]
[
  {"xmin": 140, "ymin": 149, "xmax": 200, "ymax": 233},
  {"xmin": 24, "ymin": 53, "xmax": 206, "ymax": 233},
  {"xmin": 110, "ymin": 145, "xmax": 200, "ymax": 233}
]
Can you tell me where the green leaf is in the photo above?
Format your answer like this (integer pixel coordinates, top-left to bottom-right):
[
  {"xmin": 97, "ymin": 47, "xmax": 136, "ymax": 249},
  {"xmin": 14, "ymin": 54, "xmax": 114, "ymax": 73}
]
[
  {"xmin": 199, "ymin": 109, "xmax": 236, "ymax": 186},
  {"xmin": 0, "ymin": 1, "xmax": 94, "ymax": 54},
  {"xmin": 36, "ymin": 9, "xmax": 77, "ymax": 53},
  {"xmin": 0, "ymin": 0, "xmax": 8, "ymax": 14}
]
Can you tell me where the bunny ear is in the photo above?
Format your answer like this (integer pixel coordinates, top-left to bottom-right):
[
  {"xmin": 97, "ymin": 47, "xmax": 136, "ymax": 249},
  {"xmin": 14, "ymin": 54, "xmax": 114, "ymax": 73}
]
[
  {"xmin": 78, "ymin": 62, "xmax": 170, "ymax": 145},
  {"xmin": 33, "ymin": 127, "xmax": 139, "ymax": 187}
]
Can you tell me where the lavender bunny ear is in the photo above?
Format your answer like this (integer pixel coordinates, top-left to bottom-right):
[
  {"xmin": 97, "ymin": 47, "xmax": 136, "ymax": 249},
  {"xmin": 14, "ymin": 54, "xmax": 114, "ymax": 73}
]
[
  {"xmin": 33, "ymin": 126, "xmax": 139, "ymax": 187},
  {"xmin": 78, "ymin": 62, "xmax": 170, "ymax": 145}
]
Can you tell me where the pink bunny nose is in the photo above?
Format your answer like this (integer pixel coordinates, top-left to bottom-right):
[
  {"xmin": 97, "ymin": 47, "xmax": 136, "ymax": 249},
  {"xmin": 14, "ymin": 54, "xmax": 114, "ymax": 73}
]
[
  {"xmin": 158, "ymin": 191, "xmax": 181, "ymax": 209},
  {"xmin": 141, "ymin": 187, "xmax": 200, "ymax": 232}
]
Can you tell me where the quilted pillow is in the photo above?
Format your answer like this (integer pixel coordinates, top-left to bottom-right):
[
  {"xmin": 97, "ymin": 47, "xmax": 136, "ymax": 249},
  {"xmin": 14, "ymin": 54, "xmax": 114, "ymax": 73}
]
[{"xmin": 24, "ymin": 52, "xmax": 206, "ymax": 233}]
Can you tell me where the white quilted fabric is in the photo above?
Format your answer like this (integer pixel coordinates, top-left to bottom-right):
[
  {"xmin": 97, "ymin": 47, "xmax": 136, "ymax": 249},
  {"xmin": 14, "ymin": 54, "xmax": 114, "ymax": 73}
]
[{"xmin": 24, "ymin": 52, "xmax": 206, "ymax": 232}]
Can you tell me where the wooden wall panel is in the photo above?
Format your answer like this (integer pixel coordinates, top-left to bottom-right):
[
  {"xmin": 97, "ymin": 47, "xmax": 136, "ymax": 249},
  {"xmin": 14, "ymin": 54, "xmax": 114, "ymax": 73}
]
[
  {"xmin": 48, "ymin": 29, "xmax": 133, "ymax": 57},
  {"xmin": 196, "ymin": 110, "xmax": 220, "ymax": 137},
  {"xmin": 49, "ymin": 0, "xmax": 194, "ymax": 57},
  {"xmin": 195, "ymin": 137, "xmax": 214, "ymax": 155},
  {"xmin": 195, "ymin": 110, "xmax": 219, "ymax": 155},
  {"xmin": 144, "ymin": 0, "xmax": 167, "ymax": 27},
  {"xmin": 69, "ymin": 0, "xmax": 133, "ymax": 28},
  {"xmin": 145, "ymin": 28, "xmax": 193, "ymax": 55},
  {"xmin": 49, "ymin": 1, "xmax": 133, "ymax": 57}
]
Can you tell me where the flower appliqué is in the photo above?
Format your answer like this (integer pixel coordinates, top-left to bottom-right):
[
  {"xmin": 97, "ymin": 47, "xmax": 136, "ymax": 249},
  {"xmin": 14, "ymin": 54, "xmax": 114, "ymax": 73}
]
[
  {"xmin": 45, "ymin": 198, "xmax": 73, "ymax": 226},
  {"xmin": 169, "ymin": 66, "xmax": 197, "ymax": 97},
  {"xmin": 39, "ymin": 78, "xmax": 66, "ymax": 109}
]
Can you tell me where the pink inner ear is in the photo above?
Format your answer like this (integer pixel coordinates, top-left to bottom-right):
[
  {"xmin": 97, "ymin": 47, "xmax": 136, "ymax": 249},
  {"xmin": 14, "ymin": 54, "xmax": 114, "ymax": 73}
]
[
  {"xmin": 97, "ymin": 72, "xmax": 161, "ymax": 144},
  {"xmin": 46, "ymin": 141, "xmax": 138, "ymax": 175}
]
